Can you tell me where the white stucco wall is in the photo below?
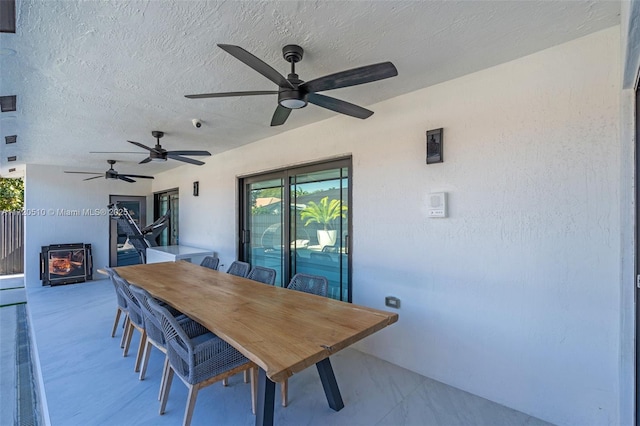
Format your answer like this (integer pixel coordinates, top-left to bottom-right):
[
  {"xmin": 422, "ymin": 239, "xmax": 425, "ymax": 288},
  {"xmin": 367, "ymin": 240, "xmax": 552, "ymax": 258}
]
[
  {"xmin": 150, "ymin": 27, "xmax": 623, "ymax": 425},
  {"xmin": 23, "ymin": 164, "xmax": 152, "ymax": 286}
]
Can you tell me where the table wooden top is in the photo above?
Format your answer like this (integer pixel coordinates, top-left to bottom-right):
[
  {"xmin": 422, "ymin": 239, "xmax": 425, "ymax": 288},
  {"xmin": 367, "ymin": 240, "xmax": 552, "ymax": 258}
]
[{"xmin": 113, "ymin": 261, "xmax": 398, "ymax": 383}]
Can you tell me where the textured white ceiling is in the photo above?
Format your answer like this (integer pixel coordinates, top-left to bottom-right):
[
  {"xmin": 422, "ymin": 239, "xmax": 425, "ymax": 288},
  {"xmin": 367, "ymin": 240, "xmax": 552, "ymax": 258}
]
[{"xmin": 0, "ymin": 0, "xmax": 620, "ymax": 177}]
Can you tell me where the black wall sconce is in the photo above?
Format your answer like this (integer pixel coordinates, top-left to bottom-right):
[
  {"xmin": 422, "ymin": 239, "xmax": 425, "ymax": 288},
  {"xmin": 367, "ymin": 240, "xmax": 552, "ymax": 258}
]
[
  {"xmin": 426, "ymin": 128, "xmax": 443, "ymax": 164},
  {"xmin": 193, "ymin": 181, "xmax": 199, "ymax": 196}
]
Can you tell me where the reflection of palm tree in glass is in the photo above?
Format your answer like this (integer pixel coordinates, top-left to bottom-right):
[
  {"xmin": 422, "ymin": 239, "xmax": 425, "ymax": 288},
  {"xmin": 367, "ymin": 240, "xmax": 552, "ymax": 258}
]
[
  {"xmin": 300, "ymin": 197, "xmax": 347, "ymax": 231},
  {"xmin": 300, "ymin": 197, "xmax": 347, "ymax": 248}
]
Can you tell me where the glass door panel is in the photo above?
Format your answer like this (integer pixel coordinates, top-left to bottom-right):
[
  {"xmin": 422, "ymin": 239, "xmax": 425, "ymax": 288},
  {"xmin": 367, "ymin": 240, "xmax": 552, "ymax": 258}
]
[
  {"xmin": 244, "ymin": 177, "xmax": 285, "ymax": 287},
  {"xmin": 154, "ymin": 189, "xmax": 179, "ymax": 246},
  {"xmin": 290, "ymin": 167, "xmax": 349, "ymax": 300}
]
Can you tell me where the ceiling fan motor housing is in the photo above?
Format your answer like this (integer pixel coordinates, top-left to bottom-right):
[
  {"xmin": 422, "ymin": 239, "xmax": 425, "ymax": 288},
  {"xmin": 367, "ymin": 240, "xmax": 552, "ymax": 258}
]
[
  {"xmin": 149, "ymin": 149, "xmax": 167, "ymax": 161},
  {"xmin": 279, "ymin": 74, "xmax": 307, "ymax": 109}
]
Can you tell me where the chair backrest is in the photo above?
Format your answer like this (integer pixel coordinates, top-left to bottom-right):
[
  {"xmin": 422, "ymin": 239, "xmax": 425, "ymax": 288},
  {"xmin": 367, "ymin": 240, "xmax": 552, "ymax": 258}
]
[
  {"xmin": 246, "ymin": 266, "xmax": 276, "ymax": 285},
  {"xmin": 147, "ymin": 297, "xmax": 199, "ymax": 383},
  {"xmin": 129, "ymin": 285, "xmax": 165, "ymax": 346},
  {"xmin": 200, "ymin": 256, "xmax": 220, "ymax": 270},
  {"xmin": 286, "ymin": 273, "xmax": 328, "ymax": 297},
  {"xmin": 105, "ymin": 267, "xmax": 128, "ymax": 310},
  {"xmin": 114, "ymin": 275, "xmax": 144, "ymax": 328},
  {"xmin": 226, "ymin": 261, "xmax": 250, "ymax": 278},
  {"xmin": 309, "ymin": 252, "xmax": 334, "ymax": 263}
]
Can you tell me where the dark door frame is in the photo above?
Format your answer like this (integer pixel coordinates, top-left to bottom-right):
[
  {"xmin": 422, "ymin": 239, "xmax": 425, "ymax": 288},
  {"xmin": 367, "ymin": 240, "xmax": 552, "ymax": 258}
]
[{"xmin": 238, "ymin": 157, "xmax": 353, "ymax": 301}]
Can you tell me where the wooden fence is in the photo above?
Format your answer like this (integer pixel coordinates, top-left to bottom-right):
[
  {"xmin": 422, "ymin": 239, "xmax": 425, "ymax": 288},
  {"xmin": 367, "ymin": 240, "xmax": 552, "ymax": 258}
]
[{"xmin": 1, "ymin": 211, "xmax": 24, "ymax": 275}]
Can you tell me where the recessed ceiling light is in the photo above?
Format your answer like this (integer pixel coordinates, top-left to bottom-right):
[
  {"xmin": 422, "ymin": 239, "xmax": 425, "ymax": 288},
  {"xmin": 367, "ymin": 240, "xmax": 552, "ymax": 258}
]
[
  {"xmin": 7, "ymin": 156, "xmax": 17, "ymax": 161},
  {"xmin": 8, "ymin": 168, "xmax": 16, "ymax": 172},
  {"xmin": 0, "ymin": 48, "xmax": 16, "ymax": 56},
  {"xmin": 5, "ymin": 135, "xmax": 17, "ymax": 144}
]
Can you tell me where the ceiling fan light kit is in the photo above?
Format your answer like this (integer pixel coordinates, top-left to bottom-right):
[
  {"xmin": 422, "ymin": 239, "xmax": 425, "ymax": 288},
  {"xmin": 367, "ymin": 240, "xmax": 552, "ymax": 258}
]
[{"xmin": 185, "ymin": 43, "xmax": 398, "ymax": 126}]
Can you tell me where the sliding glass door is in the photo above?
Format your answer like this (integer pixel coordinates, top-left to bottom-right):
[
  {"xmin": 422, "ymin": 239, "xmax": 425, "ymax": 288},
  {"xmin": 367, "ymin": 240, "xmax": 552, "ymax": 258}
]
[{"xmin": 240, "ymin": 158, "xmax": 351, "ymax": 301}]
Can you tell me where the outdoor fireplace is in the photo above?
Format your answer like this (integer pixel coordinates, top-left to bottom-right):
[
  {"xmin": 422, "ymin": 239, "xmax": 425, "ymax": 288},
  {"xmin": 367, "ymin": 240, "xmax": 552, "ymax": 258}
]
[{"xmin": 40, "ymin": 243, "xmax": 93, "ymax": 286}]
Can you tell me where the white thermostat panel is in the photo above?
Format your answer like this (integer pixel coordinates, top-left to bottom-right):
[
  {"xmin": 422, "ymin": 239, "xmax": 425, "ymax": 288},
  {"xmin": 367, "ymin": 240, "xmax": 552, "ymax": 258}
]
[{"xmin": 428, "ymin": 192, "xmax": 447, "ymax": 218}]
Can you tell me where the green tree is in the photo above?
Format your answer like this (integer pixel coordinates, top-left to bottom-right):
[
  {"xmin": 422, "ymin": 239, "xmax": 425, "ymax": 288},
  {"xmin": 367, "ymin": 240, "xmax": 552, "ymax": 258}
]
[
  {"xmin": 0, "ymin": 178, "xmax": 24, "ymax": 210},
  {"xmin": 300, "ymin": 197, "xmax": 347, "ymax": 231},
  {"xmin": 258, "ymin": 188, "xmax": 282, "ymax": 198}
]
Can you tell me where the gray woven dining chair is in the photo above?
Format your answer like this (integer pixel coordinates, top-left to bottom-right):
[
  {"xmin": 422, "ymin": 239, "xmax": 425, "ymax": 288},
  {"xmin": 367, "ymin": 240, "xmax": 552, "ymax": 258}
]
[
  {"xmin": 280, "ymin": 272, "xmax": 329, "ymax": 407},
  {"xmin": 287, "ymin": 273, "xmax": 329, "ymax": 297},
  {"xmin": 226, "ymin": 260, "xmax": 250, "ymax": 277},
  {"xmin": 104, "ymin": 266, "xmax": 129, "ymax": 342},
  {"xmin": 116, "ymin": 275, "xmax": 148, "ymax": 373},
  {"xmin": 200, "ymin": 256, "xmax": 219, "ymax": 270},
  {"xmin": 129, "ymin": 285, "xmax": 210, "ymax": 402},
  {"xmin": 246, "ymin": 266, "xmax": 277, "ymax": 285},
  {"xmin": 147, "ymin": 297, "xmax": 257, "ymax": 426}
]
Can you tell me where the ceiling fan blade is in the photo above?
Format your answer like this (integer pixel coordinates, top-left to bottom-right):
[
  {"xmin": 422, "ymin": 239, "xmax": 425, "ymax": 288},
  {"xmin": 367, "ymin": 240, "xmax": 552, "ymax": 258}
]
[
  {"xmin": 167, "ymin": 150, "xmax": 211, "ymax": 157},
  {"xmin": 270, "ymin": 105, "xmax": 292, "ymax": 126},
  {"xmin": 83, "ymin": 176, "xmax": 103, "ymax": 181},
  {"xmin": 64, "ymin": 171, "xmax": 101, "ymax": 175},
  {"xmin": 117, "ymin": 176, "xmax": 136, "ymax": 183},
  {"xmin": 185, "ymin": 91, "xmax": 278, "ymax": 99},
  {"xmin": 167, "ymin": 155, "xmax": 205, "ymax": 166},
  {"xmin": 120, "ymin": 174, "xmax": 154, "ymax": 179},
  {"xmin": 300, "ymin": 62, "xmax": 398, "ymax": 93},
  {"xmin": 139, "ymin": 157, "xmax": 152, "ymax": 164},
  {"xmin": 217, "ymin": 44, "xmax": 293, "ymax": 89},
  {"xmin": 90, "ymin": 151, "xmax": 147, "ymax": 154},
  {"xmin": 127, "ymin": 140, "xmax": 156, "ymax": 152},
  {"xmin": 308, "ymin": 93, "xmax": 374, "ymax": 119}
]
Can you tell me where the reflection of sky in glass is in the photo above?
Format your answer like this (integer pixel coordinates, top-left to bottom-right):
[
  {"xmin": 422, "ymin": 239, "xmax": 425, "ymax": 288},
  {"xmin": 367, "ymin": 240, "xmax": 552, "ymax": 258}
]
[{"xmin": 295, "ymin": 180, "xmax": 342, "ymax": 193}]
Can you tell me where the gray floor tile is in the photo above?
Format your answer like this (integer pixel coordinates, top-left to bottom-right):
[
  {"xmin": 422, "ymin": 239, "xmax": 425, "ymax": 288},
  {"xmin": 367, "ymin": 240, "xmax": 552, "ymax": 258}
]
[
  {"xmin": 0, "ymin": 288, "xmax": 26, "ymax": 306},
  {"xmin": 24, "ymin": 279, "xmax": 552, "ymax": 426}
]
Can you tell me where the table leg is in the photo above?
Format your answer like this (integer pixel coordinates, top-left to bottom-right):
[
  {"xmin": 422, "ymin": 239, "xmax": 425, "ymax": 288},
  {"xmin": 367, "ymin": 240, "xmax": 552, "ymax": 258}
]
[
  {"xmin": 316, "ymin": 358, "xmax": 344, "ymax": 411},
  {"xmin": 256, "ymin": 367, "xmax": 275, "ymax": 426}
]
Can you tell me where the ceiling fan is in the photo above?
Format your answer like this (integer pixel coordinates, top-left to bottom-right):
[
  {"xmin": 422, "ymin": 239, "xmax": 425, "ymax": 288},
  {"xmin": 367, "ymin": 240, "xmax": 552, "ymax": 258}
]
[
  {"xmin": 64, "ymin": 160, "xmax": 154, "ymax": 183},
  {"xmin": 128, "ymin": 131, "xmax": 211, "ymax": 165},
  {"xmin": 91, "ymin": 131, "xmax": 212, "ymax": 166},
  {"xmin": 185, "ymin": 44, "xmax": 398, "ymax": 126}
]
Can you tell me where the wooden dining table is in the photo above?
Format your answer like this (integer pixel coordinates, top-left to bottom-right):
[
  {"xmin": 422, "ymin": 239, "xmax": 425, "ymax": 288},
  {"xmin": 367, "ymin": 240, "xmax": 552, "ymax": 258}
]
[{"xmin": 113, "ymin": 261, "xmax": 398, "ymax": 426}]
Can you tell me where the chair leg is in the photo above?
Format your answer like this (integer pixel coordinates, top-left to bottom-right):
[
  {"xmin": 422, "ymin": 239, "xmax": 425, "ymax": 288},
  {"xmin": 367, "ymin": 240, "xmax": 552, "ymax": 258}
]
[
  {"xmin": 139, "ymin": 338, "xmax": 153, "ymax": 380},
  {"xmin": 183, "ymin": 384, "xmax": 200, "ymax": 426},
  {"xmin": 250, "ymin": 367, "xmax": 258, "ymax": 415},
  {"xmin": 159, "ymin": 356, "xmax": 169, "ymax": 401},
  {"xmin": 134, "ymin": 329, "xmax": 147, "ymax": 372},
  {"xmin": 120, "ymin": 315, "xmax": 130, "ymax": 349},
  {"xmin": 111, "ymin": 308, "xmax": 122, "ymax": 337},
  {"xmin": 222, "ymin": 378, "xmax": 228, "ymax": 386},
  {"xmin": 281, "ymin": 379, "xmax": 288, "ymax": 407},
  {"xmin": 122, "ymin": 322, "xmax": 134, "ymax": 357},
  {"xmin": 160, "ymin": 366, "xmax": 174, "ymax": 415}
]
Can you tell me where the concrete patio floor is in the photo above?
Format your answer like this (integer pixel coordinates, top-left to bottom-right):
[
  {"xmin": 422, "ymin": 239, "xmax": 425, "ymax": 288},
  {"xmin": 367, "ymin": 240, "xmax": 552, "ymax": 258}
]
[{"xmin": 21, "ymin": 278, "xmax": 554, "ymax": 426}]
